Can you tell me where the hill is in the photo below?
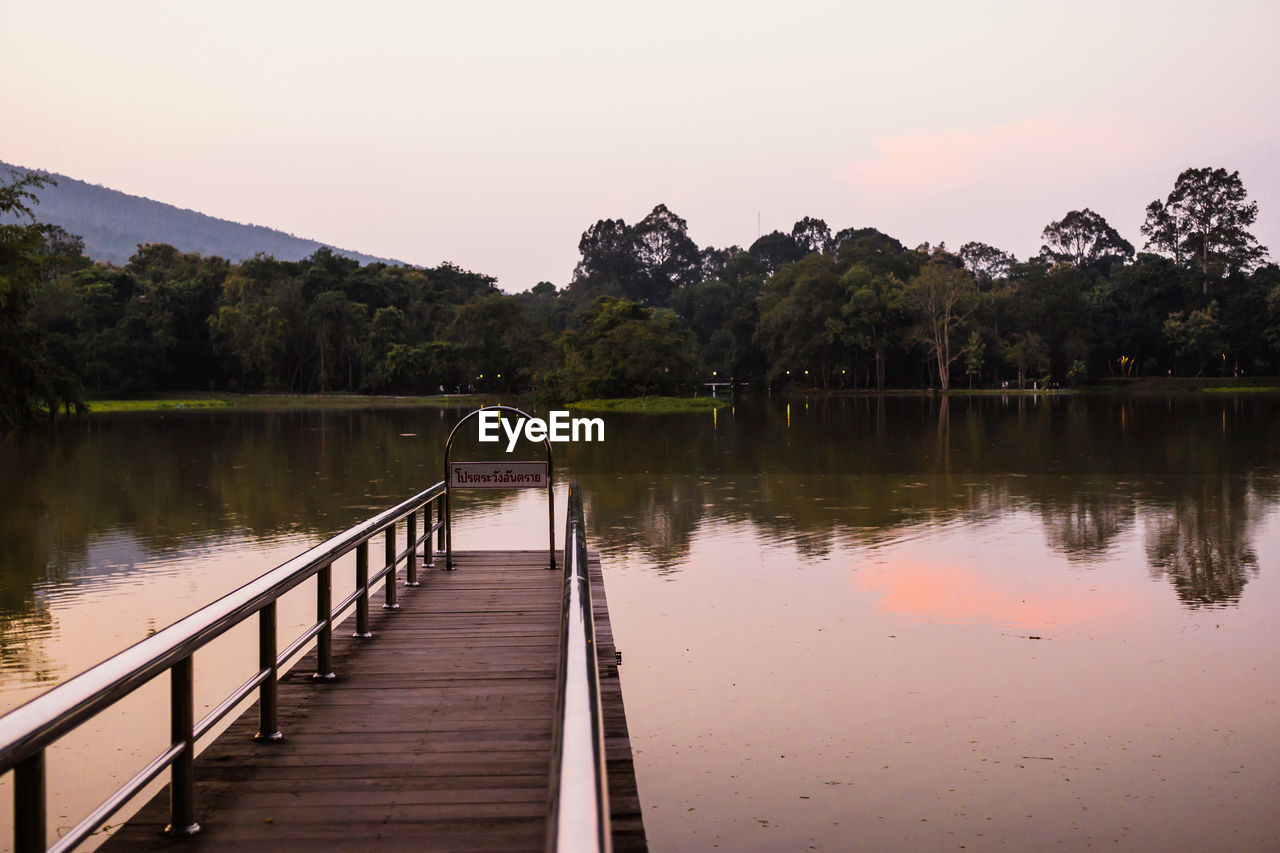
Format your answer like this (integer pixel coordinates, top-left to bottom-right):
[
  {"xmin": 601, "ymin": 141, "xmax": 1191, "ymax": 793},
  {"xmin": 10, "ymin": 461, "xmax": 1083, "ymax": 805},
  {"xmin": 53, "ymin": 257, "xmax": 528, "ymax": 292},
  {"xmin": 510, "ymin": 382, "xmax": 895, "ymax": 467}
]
[{"xmin": 1, "ymin": 161, "xmax": 404, "ymax": 266}]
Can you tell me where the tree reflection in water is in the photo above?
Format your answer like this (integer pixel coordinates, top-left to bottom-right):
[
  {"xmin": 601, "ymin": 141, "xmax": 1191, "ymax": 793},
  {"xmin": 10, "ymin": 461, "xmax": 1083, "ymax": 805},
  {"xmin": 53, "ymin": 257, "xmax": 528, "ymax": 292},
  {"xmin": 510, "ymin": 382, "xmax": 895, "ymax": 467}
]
[
  {"xmin": 1145, "ymin": 481, "xmax": 1262, "ymax": 607},
  {"xmin": 1, "ymin": 394, "xmax": 1278, "ymax": 635}
]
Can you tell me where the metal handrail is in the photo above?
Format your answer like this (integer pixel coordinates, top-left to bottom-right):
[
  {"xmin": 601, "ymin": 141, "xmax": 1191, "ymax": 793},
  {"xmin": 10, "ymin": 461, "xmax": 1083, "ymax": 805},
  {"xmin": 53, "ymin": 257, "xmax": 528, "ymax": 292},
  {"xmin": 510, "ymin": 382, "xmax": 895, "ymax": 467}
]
[
  {"xmin": 546, "ymin": 482, "xmax": 612, "ymax": 853},
  {"xmin": 0, "ymin": 480, "xmax": 448, "ymax": 852}
]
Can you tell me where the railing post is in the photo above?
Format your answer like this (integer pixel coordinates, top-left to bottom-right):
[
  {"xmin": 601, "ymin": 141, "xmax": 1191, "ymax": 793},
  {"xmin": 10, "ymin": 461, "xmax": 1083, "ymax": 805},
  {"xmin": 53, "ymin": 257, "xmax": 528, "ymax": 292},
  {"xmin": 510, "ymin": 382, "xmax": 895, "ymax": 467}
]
[
  {"xmin": 437, "ymin": 495, "xmax": 446, "ymax": 553},
  {"xmin": 445, "ymin": 486, "xmax": 454, "ymax": 571},
  {"xmin": 354, "ymin": 541, "xmax": 372, "ymax": 638},
  {"xmin": 424, "ymin": 499, "xmax": 435, "ymax": 568},
  {"xmin": 255, "ymin": 602, "xmax": 282, "ymax": 742},
  {"xmin": 406, "ymin": 511, "xmax": 419, "ymax": 586},
  {"xmin": 165, "ymin": 656, "xmax": 200, "ymax": 837},
  {"xmin": 383, "ymin": 523, "xmax": 399, "ymax": 610},
  {"xmin": 313, "ymin": 563, "xmax": 336, "ymax": 680},
  {"xmin": 547, "ymin": 471, "xmax": 557, "ymax": 570},
  {"xmin": 14, "ymin": 750, "xmax": 45, "ymax": 853}
]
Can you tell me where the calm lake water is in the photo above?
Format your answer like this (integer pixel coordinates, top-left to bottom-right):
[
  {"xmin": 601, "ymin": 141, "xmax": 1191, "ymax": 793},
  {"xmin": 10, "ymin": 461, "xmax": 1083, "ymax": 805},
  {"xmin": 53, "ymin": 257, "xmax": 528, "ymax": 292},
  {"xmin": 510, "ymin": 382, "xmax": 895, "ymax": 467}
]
[{"xmin": 2, "ymin": 395, "xmax": 1279, "ymax": 850}]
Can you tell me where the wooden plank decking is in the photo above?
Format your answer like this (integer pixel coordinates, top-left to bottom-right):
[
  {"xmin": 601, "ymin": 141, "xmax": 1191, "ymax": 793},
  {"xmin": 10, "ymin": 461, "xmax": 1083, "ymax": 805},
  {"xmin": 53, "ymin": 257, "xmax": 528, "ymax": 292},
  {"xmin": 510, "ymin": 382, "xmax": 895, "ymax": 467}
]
[{"xmin": 102, "ymin": 550, "xmax": 646, "ymax": 852}]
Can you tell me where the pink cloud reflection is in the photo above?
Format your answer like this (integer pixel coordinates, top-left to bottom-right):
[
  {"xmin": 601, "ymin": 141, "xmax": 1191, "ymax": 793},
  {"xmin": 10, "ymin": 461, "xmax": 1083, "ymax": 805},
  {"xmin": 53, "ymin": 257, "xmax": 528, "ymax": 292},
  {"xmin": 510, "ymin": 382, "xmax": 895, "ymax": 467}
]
[{"xmin": 851, "ymin": 559, "xmax": 1135, "ymax": 631}]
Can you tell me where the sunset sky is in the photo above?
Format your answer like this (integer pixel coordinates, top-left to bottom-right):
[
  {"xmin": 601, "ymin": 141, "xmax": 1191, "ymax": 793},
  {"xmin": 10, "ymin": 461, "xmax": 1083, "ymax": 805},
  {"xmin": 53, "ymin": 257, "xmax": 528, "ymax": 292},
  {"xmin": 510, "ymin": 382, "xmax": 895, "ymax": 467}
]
[{"xmin": 4, "ymin": 0, "xmax": 1277, "ymax": 290}]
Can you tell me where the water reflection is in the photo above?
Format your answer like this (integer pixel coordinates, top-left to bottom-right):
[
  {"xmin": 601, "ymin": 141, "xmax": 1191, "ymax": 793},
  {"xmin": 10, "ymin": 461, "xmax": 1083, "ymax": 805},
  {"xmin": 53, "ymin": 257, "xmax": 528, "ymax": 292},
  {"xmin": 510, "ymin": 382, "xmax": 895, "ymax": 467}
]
[
  {"xmin": 1145, "ymin": 482, "xmax": 1262, "ymax": 608},
  {"xmin": 851, "ymin": 538, "xmax": 1137, "ymax": 629},
  {"xmin": 2, "ymin": 397, "xmax": 1278, "ymax": 630},
  {"xmin": 570, "ymin": 395, "xmax": 1280, "ymax": 609},
  {"xmin": 3, "ymin": 395, "xmax": 1279, "ymax": 849},
  {"xmin": 1037, "ymin": 487, "xmax": 1137, "ymax": 563}
]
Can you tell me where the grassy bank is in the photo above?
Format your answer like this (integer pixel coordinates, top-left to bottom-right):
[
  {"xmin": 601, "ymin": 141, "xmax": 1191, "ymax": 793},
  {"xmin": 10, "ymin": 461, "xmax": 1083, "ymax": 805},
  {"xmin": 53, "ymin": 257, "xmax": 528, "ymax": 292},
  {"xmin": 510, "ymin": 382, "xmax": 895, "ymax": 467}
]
[
  {"xmin": 567, "ymin": 396, "xmax": 729, "ymax": 413},
  {"xmin": 1089, "ymin": 377, "xmax": 1280, "ymax": 394},
  {"xmin": 788, "ymin": 387, "xmax": 1077, "ymax": 397},
  {"xmin": 85, "ymin": 393, "xmax": 503, "ymax": 414},
  {"xmin": 792, "ymin": 378, "xmax": 1280, "ymax": 396},
  {"xmin": 86, "ymin": 398, "xmax": 233, "ymax": 412}
]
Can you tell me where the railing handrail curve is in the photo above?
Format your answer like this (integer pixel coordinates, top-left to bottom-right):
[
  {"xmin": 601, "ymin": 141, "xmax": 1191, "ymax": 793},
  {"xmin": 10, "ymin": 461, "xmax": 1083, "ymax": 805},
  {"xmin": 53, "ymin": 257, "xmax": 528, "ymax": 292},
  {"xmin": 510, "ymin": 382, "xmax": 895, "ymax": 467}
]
[
  {"xmin": 547, "ymin": 482, "xmax": 612, "ymax": 853},
  {"xmin": 0, "ymin": 480, "xmax": 445, "ymax": 774}
]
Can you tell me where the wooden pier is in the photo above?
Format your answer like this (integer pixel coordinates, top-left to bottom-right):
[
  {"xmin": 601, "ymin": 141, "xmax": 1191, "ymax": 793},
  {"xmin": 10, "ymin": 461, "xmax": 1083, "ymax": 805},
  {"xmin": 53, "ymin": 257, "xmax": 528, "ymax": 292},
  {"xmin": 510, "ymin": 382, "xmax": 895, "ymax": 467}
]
[{"xmin": 101, "ymin": 550, "xmax": 646, "ymax": 852}]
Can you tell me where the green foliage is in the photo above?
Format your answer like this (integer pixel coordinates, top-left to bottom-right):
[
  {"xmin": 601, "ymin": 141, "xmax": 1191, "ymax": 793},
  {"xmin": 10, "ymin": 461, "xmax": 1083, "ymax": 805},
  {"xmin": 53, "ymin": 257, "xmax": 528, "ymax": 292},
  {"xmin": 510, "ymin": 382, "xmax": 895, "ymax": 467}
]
[
  {"xmin": 902, "ymin": 253, "xmax": 978, "ymax": 390},
  {"xmin": 1265, "ymin": 268, "xmax": 1280, "ymax": 357},
  {"xmin": 1142, "ymin": 167, "xmax": 1267, "ymax": 286},
  {"xmin": 962, "ymin": 330, "xmax": 986, "ymax": 386},
  {"xmin": 1164, "ymin": 301, "xmax": 1226, "ymax": 376},
  {"xmin": 567, "ymin": 204, "xmax": 701, "ymax": 307},
  {"xmin": 1003, "ymin": 332, "xmax": 1049, "ymax": 390},
  {"xmin": 1, "ymin": 171, "xmax": 82, "ymax": 424},
  {"xmin": 1040, "ymin": 209, "xmax": 1134, "ymax": 273},
  {"xmin": 445, "ymin": 293, "xmax": 538, "ymax": 392},
  {"xmin": 756, "ymin": 254, "xmax": 845, "ymax": 386},
  {"xmin": 210, "ymin": 262, "xmax": 289, "ymax": 389},
  {"xmin": 838, "ymin": 264, "xmax": 908, "ymax": 390},
  {"xmin": 4, "ymin": 162, "xmax": 1280, "ymax": 421},
  {"xmin": 555, "ymin": 298, "xmax": 702, "ymax": 401},
  {"xmin": 959, "ymin": 241, "xmax": 1013, "ymax": 285}
]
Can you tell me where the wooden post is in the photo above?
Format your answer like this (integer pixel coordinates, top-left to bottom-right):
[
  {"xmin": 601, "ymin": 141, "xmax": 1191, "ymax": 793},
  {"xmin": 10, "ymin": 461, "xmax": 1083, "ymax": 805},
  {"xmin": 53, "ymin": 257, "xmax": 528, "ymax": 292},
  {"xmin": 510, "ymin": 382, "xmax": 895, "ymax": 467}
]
[
  {"xmin": 255, "ymin": 602, "xmax": 283, "ymax": 741},
  {"xmin": 383, "ymin": 524, "xmax": 399, "ymax": 610},
  {"xmin": 14, "ymin": 750, "xmax": 46, "ymax": 853},
  {"xmin": 165, "ymin": 656, "xmax": 200, "ymax": 836},
  {"xmin": 354, "ymin": 541, "xmax": 372, "ymax": 638},
  {"xmin": 406, "ymin": 511, "xmax": 419, "ymax": 586},
  {"xmin": 313, "ymin": 564, "xmax": 335, "ymax": 680}
]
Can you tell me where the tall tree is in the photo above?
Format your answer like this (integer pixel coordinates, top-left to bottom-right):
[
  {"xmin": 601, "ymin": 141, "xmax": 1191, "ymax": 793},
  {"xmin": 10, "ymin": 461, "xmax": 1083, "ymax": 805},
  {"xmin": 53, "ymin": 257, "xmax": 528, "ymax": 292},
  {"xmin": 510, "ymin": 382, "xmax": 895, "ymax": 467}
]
[
  {"xmin": 961, "ymin": 330, "xmax": 986, "ymax": 388},
  {"xmin": 126, "ymin": 243, "xmax": 228, "ymax": 388},
  {"xmin": 902, "ymin": 254, "xmax": 977, "ymax": 391},
  {"xmin": 568, "ymin": 217, "xmax": 639, "ymax": 301},
  {"xmin": 556, "ymin": 297, "xmax": 701, "ymax": 400},
  {"xmin": 1039, "ymin": 209, "xmax": 1133, "ymax": 273},
  {"xmin": 631, "ymin": 204, "xmax": 701, "ymax": 306},
  {"xmin": 834, "ymin": 228, "xmax": 920, "ymax": 280},
  {"xmin": 839, "ymin": 265, "xmax": 908, "ymax": 390},
  {"xmin": 959, "ymin": 241, "xmax": 1014, "ymax": 285},
  {"xmin": 306, "ymin": 290, "xmax": 368, "ymax": 391},
  {"xmin": 445, "ymin": 293, "xmax": 538, "ymax": 392},
  {"xmin": 756, "ymin": 254, "xmax": 845, "ymax": 386},
  {"xmin": 1002, "ymin": 331, "xmax": 1049, "ymax": 390},
  {"xmin": 1, "ymin": 171, "xmax": 81, "ymax": 424},
  {"xmin": 748, "ymin": 231, "xmax": 805, "ymax": 277},
  {"xmin": 1263, "ymin": 266, "xmax": 1280, "ymax": 363},
  {"xmin": 1141, "ymin": 167, "xmax": 1267, "ymax": 290},
  {"xmin": 209, "ymin": 258, "xmax": 294, "ymax": 389},
  {"xmin": 791, "ymin": 217, "xmax": 833, "ymax": 255},
  {"xmin": 1164, "ymin": 301, "xmax": 1225, "ymax": 376}
]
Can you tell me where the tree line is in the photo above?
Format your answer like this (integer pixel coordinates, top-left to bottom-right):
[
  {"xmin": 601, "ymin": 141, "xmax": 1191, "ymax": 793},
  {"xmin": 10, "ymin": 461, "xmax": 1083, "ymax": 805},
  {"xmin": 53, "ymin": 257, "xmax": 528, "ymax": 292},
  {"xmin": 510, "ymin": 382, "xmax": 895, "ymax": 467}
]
[{"xmin": 2, "ymin": 165, "xmax": 1278, "ymax": 425}]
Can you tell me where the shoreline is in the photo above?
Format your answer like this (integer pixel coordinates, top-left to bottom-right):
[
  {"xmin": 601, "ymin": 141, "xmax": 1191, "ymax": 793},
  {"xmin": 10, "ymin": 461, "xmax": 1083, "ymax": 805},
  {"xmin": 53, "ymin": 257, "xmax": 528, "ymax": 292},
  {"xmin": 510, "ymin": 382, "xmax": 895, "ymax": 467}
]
[
  {"xmin": 82, "ymin": 392, "xmax": 505, "ymax": 414},
  {"xmin": 77, "ymin": 378, "xmax": 1280, "ymax": 416}
]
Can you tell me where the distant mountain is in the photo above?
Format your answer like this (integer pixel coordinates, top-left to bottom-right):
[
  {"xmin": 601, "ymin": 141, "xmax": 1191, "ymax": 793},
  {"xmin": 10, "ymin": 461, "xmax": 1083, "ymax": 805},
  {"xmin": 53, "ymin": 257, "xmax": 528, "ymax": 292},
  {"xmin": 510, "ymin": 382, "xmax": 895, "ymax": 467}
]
[{"xmin": 1, "ymin": 161, "xmax": 405, "ymax": 266}]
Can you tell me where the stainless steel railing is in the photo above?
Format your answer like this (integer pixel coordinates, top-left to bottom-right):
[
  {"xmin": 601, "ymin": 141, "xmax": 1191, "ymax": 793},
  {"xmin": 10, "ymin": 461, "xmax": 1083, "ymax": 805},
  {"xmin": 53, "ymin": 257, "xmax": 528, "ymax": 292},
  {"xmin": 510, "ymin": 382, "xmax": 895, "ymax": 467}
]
[
  {"xmin": 0, "ymin": 481, "xmax": 448, "ymax": 853},
  {"xmin": 546, "ymin": 482, "xmax": 612, "ymax": 853}
]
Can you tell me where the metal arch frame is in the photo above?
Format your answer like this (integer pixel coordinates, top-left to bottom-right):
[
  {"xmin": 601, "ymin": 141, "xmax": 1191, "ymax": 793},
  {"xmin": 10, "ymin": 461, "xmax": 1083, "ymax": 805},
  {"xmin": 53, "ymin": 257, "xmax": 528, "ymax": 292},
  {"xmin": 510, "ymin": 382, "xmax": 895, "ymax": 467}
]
[{"xmin": 443, "ymin": 405, "xmax": 555, "ymax": 571}]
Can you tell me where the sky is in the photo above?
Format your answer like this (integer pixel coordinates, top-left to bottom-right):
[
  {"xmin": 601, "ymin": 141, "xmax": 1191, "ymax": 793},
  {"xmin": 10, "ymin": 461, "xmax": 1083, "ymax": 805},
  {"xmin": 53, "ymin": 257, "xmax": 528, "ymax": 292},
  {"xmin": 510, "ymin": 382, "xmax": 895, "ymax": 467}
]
[{"xmin": 3, "ymin": 0, "xmax": 1278, "ymax": 291}]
